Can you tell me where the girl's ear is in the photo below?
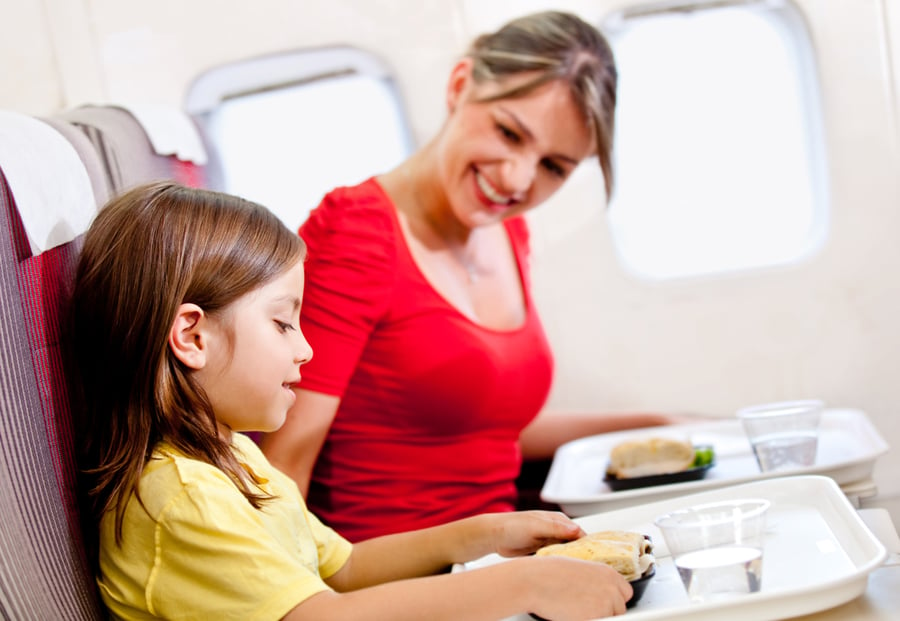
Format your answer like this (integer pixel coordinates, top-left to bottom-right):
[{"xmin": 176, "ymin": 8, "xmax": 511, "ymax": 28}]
[
  {"xmin": 446, "ymin": 57, "xmax": 474, "ymax": 114},
  {"xmin": 168, "ymin": 303, "xmax": 208, "ymax": 370}
]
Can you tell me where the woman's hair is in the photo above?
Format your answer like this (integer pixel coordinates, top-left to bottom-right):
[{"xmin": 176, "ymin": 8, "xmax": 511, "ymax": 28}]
[
  {"xmin": 467, "ymin": 10, "xmax": 618, "ymax": 197},
  {"xmin": 68, "ymin": 181, "xmax": 306, "ymax": 552}
]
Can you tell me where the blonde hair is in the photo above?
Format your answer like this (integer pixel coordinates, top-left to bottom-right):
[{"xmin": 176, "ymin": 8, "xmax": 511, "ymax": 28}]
[
  {"xmin": 467, "ymin": 10, "xmax": 618, "ymax": 196},
  {"xmin": 69, "ymin": 182, "xmax": 305, "ymax": 550}
]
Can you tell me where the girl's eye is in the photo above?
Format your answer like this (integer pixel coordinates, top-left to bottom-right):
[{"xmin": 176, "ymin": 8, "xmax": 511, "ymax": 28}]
[
  {"xmin": 275, "ymin": 320, "xmax": 296, "ymax": 333},
  {"xmin": 542, "ymin": 158, "xmax": 566, "ymax": 178},
  {"xmin": 497, "ymin": 123, "xmax": 519, "ymax": 143}
]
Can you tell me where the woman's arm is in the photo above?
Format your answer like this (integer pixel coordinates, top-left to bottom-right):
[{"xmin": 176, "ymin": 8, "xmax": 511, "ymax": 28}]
[
  {"xmin": 518, "ymin": 411, "xmax": 679, "ymax": 460},
  {"xmin": 260, "ymin": 388, "xmax": 341, "ymax": 496}
]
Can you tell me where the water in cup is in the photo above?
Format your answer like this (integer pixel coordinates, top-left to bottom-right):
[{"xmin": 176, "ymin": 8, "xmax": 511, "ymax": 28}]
[
  {"xmin": 655, "ymin": 498, "xmax": 770, "ymax": 603},
  {"xmin": 736, "ymin": 399, "xmax": 823, "ymax": 472},
  {"xmin": 675, "ymin": 546, "xmax": 762, "ymax": 602},
  {"xmin": 750, "ymin": 431, "xmax": 818, "ymax": 471}
]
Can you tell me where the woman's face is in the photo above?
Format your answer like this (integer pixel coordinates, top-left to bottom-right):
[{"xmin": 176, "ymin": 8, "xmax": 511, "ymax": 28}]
[{"xmin": 435, "ymin": 61, "xmax": 595, "ymax": 229}]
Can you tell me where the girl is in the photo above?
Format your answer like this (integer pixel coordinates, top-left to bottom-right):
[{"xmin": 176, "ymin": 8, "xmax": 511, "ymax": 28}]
[{"xmin": 68, "ymin": 181, "xmax": 631, "ymax": 620}]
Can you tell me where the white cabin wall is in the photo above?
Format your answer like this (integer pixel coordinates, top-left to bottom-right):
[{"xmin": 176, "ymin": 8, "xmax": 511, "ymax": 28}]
[
  {"xmin": 1, "ymin": 0, "xmax": 472, "ymax": 141},
  {"xmin": 0, "ymin": 0, "xmax": 896, "ymax": 517},
  {"xmin": 0, "ymin": 1, "xmax": 64, "ymax": 114},
  {"xmin": 523, "ymin": 0, "xmax": 900, "ymax": 519},
  {"xmin": 57, "ymin": 0, "xmax": 475, "ymax": 149},
  {"xmin": 884, "ymin": 0, "xmax": 900, "ymax": 146}
]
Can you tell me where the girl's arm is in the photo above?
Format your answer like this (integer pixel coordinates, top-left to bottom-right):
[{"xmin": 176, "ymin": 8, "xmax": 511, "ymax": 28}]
[
  {"xmin": 260, "ymin": 388, "xmax": 340, "ymax": 496},
  {"xmin": 285, "ymin": 555, "xmax": 630, "ymax": 621},
  {"xmin": 329, "ymin": 511, "xmax": 583, "ymax": 588}
]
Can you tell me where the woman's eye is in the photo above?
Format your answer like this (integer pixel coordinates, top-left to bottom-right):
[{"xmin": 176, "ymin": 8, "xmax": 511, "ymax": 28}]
[
  {"xmin": 542, "ymin": 159, "xmax": 565, "ymax": 178},
  {"xmin": 497, "ymin": 124, "xmax": 519, "ymax": 143},
  {"xmin": 275, "ymin": 320, "xmax": 296, "ymax": 333}
]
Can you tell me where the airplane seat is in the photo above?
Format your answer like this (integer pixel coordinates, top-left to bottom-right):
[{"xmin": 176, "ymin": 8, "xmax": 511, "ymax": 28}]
[
  {"xmin": 54, "ymin": 103, "xmax": 211, "ymax": 195},
  {"xmin": 0, "ymin": 111, "xmax": 106, "ymax": 618},
  {"xmin": 188, "ymin": 113, "xmax": 227, "ymax": 192},
  {"xmin": 38, "ymin": 116, "xmax": 113, "ymax": 209}
]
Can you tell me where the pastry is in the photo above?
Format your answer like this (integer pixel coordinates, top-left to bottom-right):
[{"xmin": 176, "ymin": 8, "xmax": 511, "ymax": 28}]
[
  {"xmin": 535, "ymin": 530, "xmax": 654, "ymax": 581},
  {"xmin": 606, "ymin": 437, "xmax": 695, "ymax": 479}
]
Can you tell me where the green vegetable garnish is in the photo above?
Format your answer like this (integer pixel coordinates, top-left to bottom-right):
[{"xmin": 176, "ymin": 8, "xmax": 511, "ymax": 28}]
[{"xmin": 692, "ymin": 446, "xmax": 715, "ymax": 468}]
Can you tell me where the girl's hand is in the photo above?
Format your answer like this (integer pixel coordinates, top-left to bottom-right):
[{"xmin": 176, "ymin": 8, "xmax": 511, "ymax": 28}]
[
  {"xmin": 524, "ymin": 556, "xmax": 632, "ymax": 619},
  {"xmin": 489, "ymin": 510, "xmax": 585, "ymax": 557}
]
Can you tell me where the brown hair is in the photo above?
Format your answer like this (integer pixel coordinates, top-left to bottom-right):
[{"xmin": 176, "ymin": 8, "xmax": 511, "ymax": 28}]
[
  {"xmin": 68, "ymin": 182, "xmax": 305, "ymax": 550},
  {"xmin": 467, "ymin": 10, "xmax": 618, "ymax": 197}
]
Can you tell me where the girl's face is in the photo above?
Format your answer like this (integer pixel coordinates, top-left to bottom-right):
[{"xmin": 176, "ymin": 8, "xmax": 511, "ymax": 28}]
[
  {"xmin": 435, "ymin": 63, "xmax": 595, "ymax": 229},
  {"xmin": 196, "ymin": 260, "xmax": 312, "ymax": 438}
]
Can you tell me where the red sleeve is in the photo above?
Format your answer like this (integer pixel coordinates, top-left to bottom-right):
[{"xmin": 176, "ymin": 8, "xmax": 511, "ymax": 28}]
[{"xmin": 297, "ymin": 181, "xmax": 396, "ymax": 396}]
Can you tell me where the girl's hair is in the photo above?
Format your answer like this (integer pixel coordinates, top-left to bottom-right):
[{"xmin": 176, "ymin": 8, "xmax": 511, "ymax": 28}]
[
  {"xmin": 68, "ymin": 181, "xmax": 306, "ymax": 552},
  {"xmin": 467, "ymin": 10, "xmax": 618, "ymax": 197}
]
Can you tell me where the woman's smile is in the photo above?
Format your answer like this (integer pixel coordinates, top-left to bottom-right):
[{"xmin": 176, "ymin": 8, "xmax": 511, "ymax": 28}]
[{"xmin": 474, "ymin": 169, "xmax": 513, "ymax": 207}]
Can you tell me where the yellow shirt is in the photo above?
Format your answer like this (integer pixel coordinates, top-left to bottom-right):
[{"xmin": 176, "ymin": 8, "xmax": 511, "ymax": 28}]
[{"xmin": 98, "ymin": 433, "xmax": 352, "ymax": 621}]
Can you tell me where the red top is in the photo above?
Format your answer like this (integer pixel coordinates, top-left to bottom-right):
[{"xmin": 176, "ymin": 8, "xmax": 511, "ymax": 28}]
[{"xmin": 298, "ymin": 178, "xmax": 554, "ymax": 541}]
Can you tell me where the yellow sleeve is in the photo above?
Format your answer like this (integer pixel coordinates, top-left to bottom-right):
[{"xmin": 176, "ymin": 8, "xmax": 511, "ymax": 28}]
[
  {"xmin": 146, "ymin": 476, "xmax": 332, "ymax": 621},
  {"xmin": 303, "ymin": 503, "xmax": 353, "ymax": 579}
]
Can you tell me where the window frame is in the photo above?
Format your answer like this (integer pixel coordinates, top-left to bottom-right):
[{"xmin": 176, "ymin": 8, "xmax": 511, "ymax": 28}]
[
  {"xmin": 184, "ymin": 45, "xmax": 415, "ymax": 214},
  {"xmin": 601, "ymin": 0, "xmax": 831, "ymax": 282}
]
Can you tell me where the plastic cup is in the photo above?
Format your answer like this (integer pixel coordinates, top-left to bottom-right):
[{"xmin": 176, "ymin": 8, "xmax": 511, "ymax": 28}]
[
  {"xmin": 736, "ymin": 399, "xmax": 823, "ymax": 472},
  {"xmin": 654, "ymin": 498, "xmax": 770, "ymax": 603}
]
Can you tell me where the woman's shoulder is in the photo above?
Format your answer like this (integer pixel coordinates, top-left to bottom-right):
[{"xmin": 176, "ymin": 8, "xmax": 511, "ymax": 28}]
[
  {"xmin": 321, "ymin": 176, "xmax": 390, "ymax": 206},
  {"xmin": 304, "ymin": 177, "xmax": 397, "ymax": 235},
  {"xmin": 301, "ymin": 177, "xmax": 399, "ymax": 267}
]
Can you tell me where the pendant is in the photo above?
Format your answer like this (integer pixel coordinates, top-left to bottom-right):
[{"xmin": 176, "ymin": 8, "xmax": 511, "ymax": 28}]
[{"xmin": 466, "ymin": 265, "xmax": 479, "ymax": 284}]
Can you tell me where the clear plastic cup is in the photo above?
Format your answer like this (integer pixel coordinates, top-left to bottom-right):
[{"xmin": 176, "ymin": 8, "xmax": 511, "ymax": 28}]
[
  {"xmin": 736, "ymin": 399, "xmax": 824, "ymax": 472},
  {"xmin": 655, "ymin": 498, "xmax": 770, "ymax": 603}
]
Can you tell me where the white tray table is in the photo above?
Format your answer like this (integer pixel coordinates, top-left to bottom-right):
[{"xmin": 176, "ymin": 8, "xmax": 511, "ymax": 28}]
[
  {"xmin": 462, "ymin": 476, "xmax": 888, "ymax": 621},
  {"xmin": 541, "ymin": 408, "xmax": 889, "ymax": 516}
]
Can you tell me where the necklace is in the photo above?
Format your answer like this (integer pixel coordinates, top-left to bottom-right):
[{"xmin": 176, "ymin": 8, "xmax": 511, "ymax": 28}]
[
  {"xmin": 463, "ymin": 261, "xmax": 480, "ymax": 284},
  {"xmin": 448, "ymin": 244, "xmax": 480, "ymax": 284}
]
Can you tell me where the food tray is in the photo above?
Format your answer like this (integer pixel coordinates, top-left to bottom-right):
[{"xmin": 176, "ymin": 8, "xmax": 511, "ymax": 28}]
[
  {"xmin": 603, "ymin": 455, "xmax": 715, "ymax": 491},
  {"xmin": 541, "ymin": 409, "xmax": 888, "ymax": 516},
  {"xmin": 460, "ymin": 476, "xmax": 887, "ymax": 621}
]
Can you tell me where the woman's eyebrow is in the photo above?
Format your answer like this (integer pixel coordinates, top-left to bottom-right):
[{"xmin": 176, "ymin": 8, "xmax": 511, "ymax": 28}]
[
  {"xmin": 498, "ymin": 105, "xmax": 535, "ymax": 142},
  {"xmin": 497, "ymin": 106, "xmax": 581, "ymax": 165}
]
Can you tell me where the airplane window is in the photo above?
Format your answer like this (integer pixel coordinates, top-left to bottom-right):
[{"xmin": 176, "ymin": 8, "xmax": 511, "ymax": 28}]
[
  {"xmin": 603, "ymin": 1, "xmax": 829, "ymax": 280},
  {"xmin": 186, "ymin": 47, "xmax": 413, "ymax": 231}
]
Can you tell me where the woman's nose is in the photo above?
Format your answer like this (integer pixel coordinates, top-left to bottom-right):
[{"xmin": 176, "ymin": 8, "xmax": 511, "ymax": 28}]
[{"xmin": 501, "ymin": 156, "xmax": 535, "ymax": 197}]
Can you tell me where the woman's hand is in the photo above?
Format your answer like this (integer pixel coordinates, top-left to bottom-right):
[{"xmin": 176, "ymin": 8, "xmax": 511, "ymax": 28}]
[{"xmin": 487, "ymin": 510, "xmax": 585, "ymax": 557}]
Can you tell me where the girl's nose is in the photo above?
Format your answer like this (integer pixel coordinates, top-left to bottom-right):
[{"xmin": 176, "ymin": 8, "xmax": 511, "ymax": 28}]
[{"xmin": 294, "ymin": 331, "xmax": 313, "ymax": 366}]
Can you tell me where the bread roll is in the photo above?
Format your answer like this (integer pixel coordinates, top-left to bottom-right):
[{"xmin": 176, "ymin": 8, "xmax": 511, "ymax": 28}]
[
  {"xmin": 606, "ymin": 437, "xmax": 695, "ymax": 479},
  {"xmin": 535, "ymin": 530, "xmax": 654, "ymax": 580}
]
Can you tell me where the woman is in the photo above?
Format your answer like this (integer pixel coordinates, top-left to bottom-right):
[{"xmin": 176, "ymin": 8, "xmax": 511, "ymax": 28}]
[{"xmin": 261, "ymin": 10, "xmax": 675, "ymax": 542}]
